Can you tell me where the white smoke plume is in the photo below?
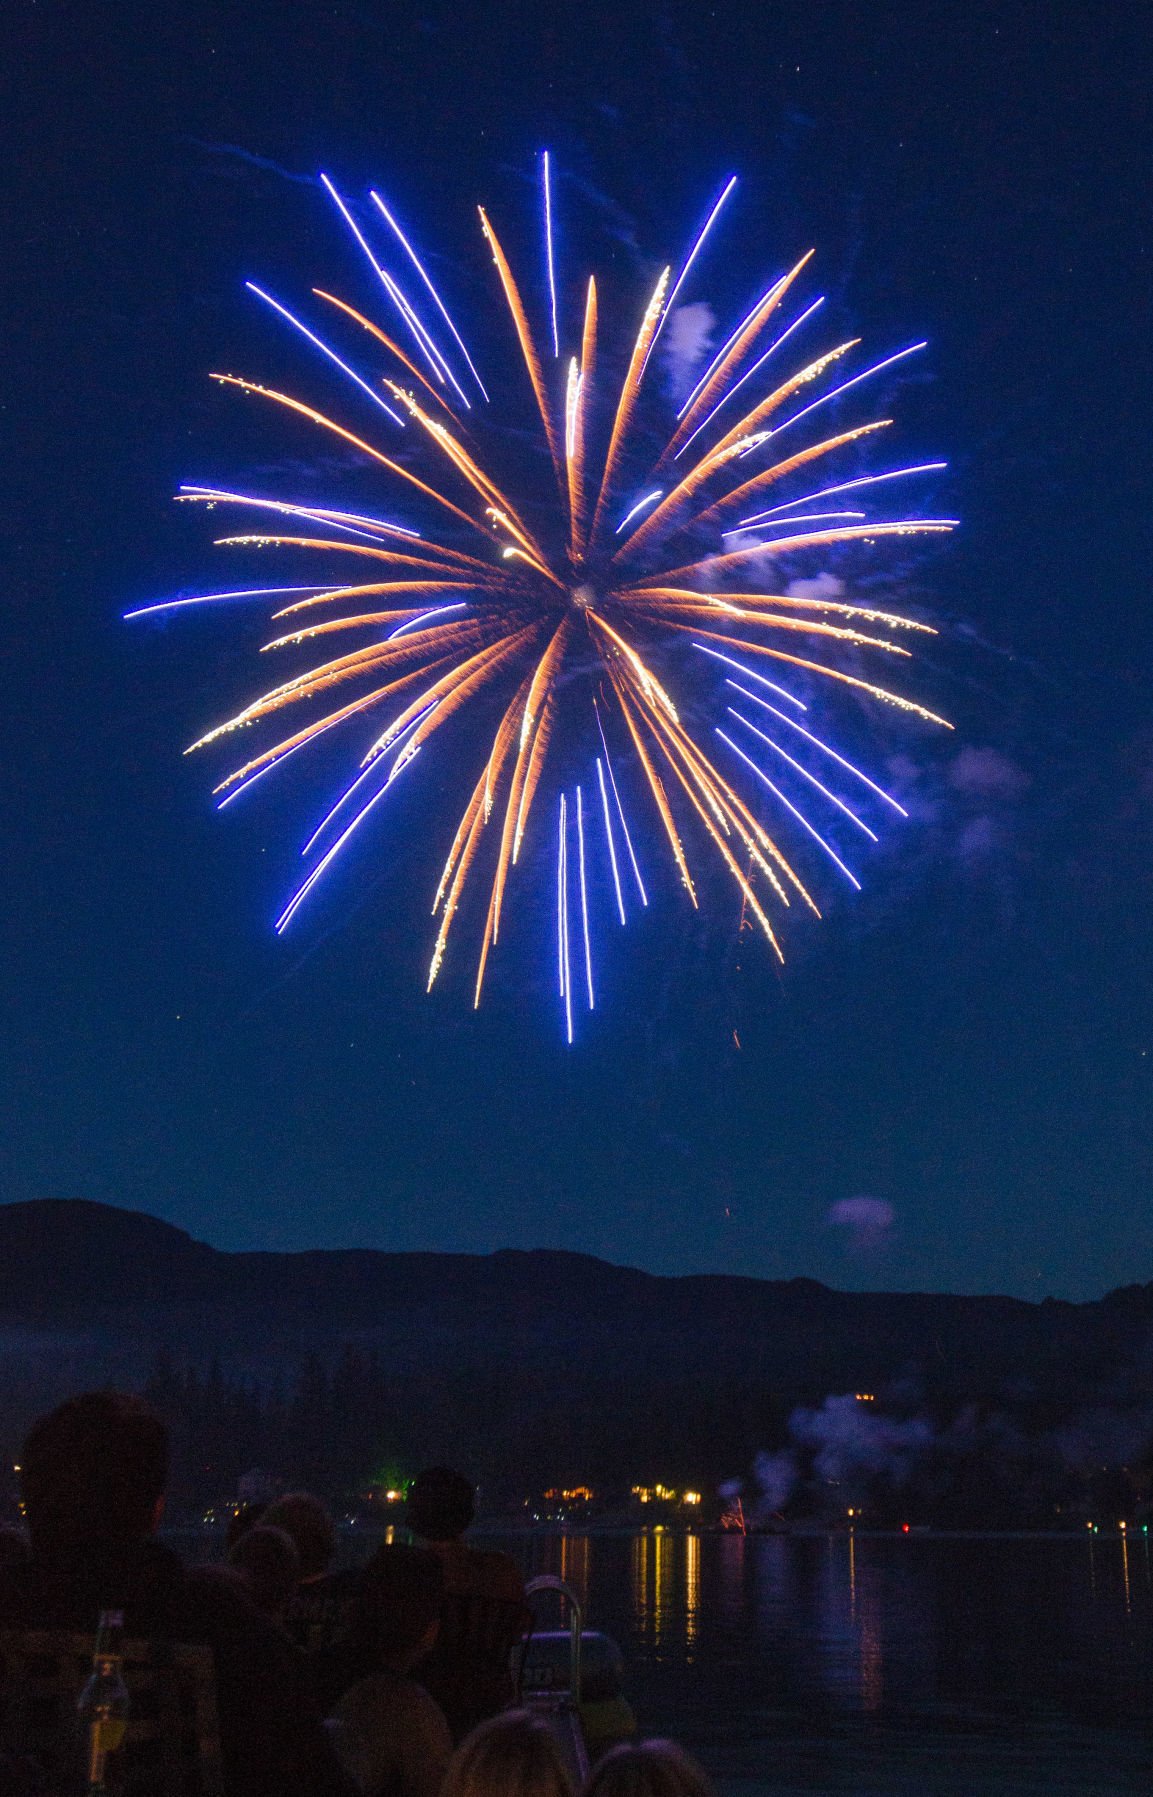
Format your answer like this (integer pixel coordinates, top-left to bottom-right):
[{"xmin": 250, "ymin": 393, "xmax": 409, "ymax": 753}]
[
  {"xmin": 752, "ymin": 1448, "xmax": 797, "ymax": 1514},
  {"xmin": 660, "ymin": 302, "xmax": 715, "ymax": 405},
  {"xmin": 785, "ymin": 572, "xmax": 847, "ymax": 603},
  {"xmin": 734, "ymin": 1391, "xmax": 932, "ymax": 1521},
  {"xmin": 789, "ymin": 1393, "xmax": 932, "ymax": 1489}
]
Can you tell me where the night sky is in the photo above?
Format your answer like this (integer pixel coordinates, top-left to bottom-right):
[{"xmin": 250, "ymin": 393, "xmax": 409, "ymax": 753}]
[{"xmin": 4, "ymin": 2, "xmax": 1150, "ymax": 1298}]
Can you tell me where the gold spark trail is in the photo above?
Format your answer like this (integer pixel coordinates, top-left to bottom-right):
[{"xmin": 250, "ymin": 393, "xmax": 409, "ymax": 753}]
[
  {"xmin": 587, "ymin": 267, "xmax": 670, "ymax": 553},
  {"xmin": 479, "ymin": 208, "xmax": 564, "ymax": 488}
]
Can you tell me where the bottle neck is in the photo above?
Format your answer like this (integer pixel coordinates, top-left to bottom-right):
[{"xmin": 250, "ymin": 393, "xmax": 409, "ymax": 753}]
[{"xmin": 92, "ymin": 1609, "xmax": 125, "ymax": 1666}]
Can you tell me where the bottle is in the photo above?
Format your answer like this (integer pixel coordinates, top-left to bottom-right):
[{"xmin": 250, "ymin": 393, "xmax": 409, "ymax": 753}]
[{"xmin": 75, "ymin": 1609, "xmax": 130, "ymax": 1795}]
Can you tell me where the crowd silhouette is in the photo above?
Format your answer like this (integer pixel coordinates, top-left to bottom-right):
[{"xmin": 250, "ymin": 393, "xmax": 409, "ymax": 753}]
[{"xmin": 0, "ymin": 1391, "xmax": 715, "ymax": 1797}]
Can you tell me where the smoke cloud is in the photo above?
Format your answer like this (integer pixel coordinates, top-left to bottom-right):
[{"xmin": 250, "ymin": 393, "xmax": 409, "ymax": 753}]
[
  {"xmin": 752, "ymin": 1448, "xmax": 797, "ymax": 1514},
  {"xmin": 660, "ymin": 302, "xmax": 715, "ymax": 405},
  {"xmin": 785, "ymin": 572, "xmax": 847, "ymax": 604},
  {"xmin": 948, "ymin": 745, "xmax": 1032, "ymax": 800},
  {"xmin": 790, "ymin": 1393, "xmax": 932, "ymax": 1490},
  {"xmin": 826, "ymin": 1195, "xmax": 895, "ymax": 1251},
  {"xmin": 740, "ymin": 1391, "xmax": 930, "ymax": 1521},
  {"xmin": 729, "ymin": 1390, "xmax": 1153, "ymax": 1528}
]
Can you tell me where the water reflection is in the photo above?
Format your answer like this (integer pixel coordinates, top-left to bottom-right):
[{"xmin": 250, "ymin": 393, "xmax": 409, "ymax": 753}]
[
  {"xmin": 857, "ymin": 1553, "xmax": 884, "ymax": 1713},
  {"xmin": 609, "ymin": 1534, "xmax": 1152, "ymax": 1789},
  {"xmin": 558, "ymin": 1531, "xmax": 589, "ymax": 1605},
  {"xmin": 631, "ymin": 1531, "xmax": 648, "ymax": 1630},
  {"xmin": 717, "ymin": 1530, "xmax": 745, "ymax": 1627},
  {"xmin": 685, "ymin": 1533, "xmax": 700, "ymax": 1655},
  {"xmin": 753, "ymin": 1533, "xmax": 789, "ymax": 1634},
  {"xmin": 627, "ymin": 1531, "xmax": 703, "ymax": 1658},
  {"xmin": 653, "ymin": 1528, "xmax": 672, "ymax": 1650},
  {"xmin": 170, "ymin": 1524, "xmax": 1153, "ymax": 1789}
]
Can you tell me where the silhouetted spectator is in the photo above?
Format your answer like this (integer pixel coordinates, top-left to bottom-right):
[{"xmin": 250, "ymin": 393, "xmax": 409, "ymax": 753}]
[
  {"xmin": 582, "ymin": 1741, "xmax": 715, "ymax": 1797},
  {"xmin": 407, "ymin": 1467, "xmax": 528, "ymax": 1740},
  {"xmin": 263, "ymin": 1490, "xmax": 360, "ymax": 1650},
  {"xmin": 262, "ymin": 1491, "xmax": 335, "ymax": 1579},
  {"xmin": 229, "ymin": 1523, "xmax": 301, "ymax": 1622},
  {"xmin": 407, "ymin": 1468, "xmax": 524, "ymax": 1605},
  {"xmin": 227, "ymin": 1500, "xmax": 269, "ymax": 1551},
  {"xmin": 0, "ymin": 1392, "xmax": 354, "ymax": 1797},
  {"xmin": 0, "ymin": 1750, "xmax": 48, "ymax": 1797},
  {"xmin": 441, "ymin": 1710, "xmax": 574, "ymax": 1797},
  {"xmin": 0, "ymin": 1523, "xmax": 30, "ymax": 1569},
  {"xmin": 324, "ymin": 1545, "xmax": 453, "ymax": 1797}
]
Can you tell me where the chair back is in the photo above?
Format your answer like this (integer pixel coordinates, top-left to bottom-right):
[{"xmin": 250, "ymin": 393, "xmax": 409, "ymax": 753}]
[
  {"xmin": 439, "ymin": 1590, "xmax": 533, "ymax": 1667},
  {"xmin": 283, "ymin": 1567, "xmax": 361, "ymax": 1654},
  {"xmin": 419, "ymin": 1592, "xmax": 534, "ymax": 1741},
  {"xmin": 0, "ymin": 1628, "xmax": 224, "ymax": 1796}
]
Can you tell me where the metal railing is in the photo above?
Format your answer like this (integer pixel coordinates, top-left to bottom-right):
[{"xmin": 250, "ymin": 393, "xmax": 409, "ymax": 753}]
[{"xmin": 524, "ymin": 1573, "xmax": 584, "ymax": 1711}]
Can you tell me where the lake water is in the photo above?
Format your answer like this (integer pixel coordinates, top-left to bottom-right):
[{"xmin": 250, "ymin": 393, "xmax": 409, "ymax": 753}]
[
  {"xmin": 176, "ymin": 1525, "xmax": 1151, "ymax": 1792},
  {"xmin": 500, "ymin": 1531, "xmax": 1152, "ymax": 1795}
]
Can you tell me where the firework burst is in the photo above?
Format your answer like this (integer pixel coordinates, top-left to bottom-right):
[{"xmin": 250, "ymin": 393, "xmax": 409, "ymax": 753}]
[{"xmin": 131, "ymin": 160, "xmax": 956, "ymax": 1036}]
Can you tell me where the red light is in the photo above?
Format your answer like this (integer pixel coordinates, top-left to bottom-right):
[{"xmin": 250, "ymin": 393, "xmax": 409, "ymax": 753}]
[{"xmin": 902, "ymin": 1523, "xmax": 910, "ymax": 1534}]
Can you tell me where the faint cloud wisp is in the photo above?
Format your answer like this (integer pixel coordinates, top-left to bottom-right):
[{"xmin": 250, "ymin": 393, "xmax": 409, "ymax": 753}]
[{"xmin": 826, "ymin": 1194, "xmax": 896, "ymax": 1252}]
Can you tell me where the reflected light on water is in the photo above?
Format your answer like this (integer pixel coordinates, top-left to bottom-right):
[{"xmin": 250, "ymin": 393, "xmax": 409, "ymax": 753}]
[
  {"xmin": 559, "ymin": 1531, "xmax": 590, "ymax": 1604},
  {"xmin": 631, "ymin": 1532, "xmax": 649, "ymax": 1631},
  {"xmin": 630, "ymin": 1529, "xmax": 693, "ymax": 1653},
  {"xmin": 718, "ymin": 1529, "xmax": 746, "ymax": 1626},
  {"xmin": 859, "ymin": 1566, "xmax": 884, "ymax": 1713},
  {"xmin": 754, "ymin": 1534, "xmax": 789, "ymax": 1633},
  {"xmin": 685, "ymin": 1532, "xmax": 700, "ymax": 1654},
  {"xmin": 654, "ymin": 1528, "xmax": 673, "ymax": 1649}
]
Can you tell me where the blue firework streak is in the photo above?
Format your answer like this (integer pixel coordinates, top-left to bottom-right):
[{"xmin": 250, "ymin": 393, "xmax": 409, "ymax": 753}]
[{"xmin": 133, "ymin": 159, "xmax": 957, "ymax": 1037}]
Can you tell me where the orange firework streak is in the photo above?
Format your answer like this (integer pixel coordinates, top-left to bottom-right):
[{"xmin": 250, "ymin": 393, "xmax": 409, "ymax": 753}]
[
  {"xmin": 312, "ymin": 290, "xmax": 460, "ymax": 418},
  {"xmin": 586, "ymin": 267, "xmax": 670, "ymax": 554},
  {"xmin": 478, "ymin": 207, "xmax": 565, "ymax": 492},
  {"xmin": 567, "ymin": 277, "xmax": 598, "ymax": 562}
]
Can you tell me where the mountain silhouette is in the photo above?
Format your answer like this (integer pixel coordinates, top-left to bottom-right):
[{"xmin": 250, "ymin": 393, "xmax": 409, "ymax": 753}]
[
  {"xmin": 3, "ymin": 1200, "xmax": 1152, "ymax": 1524},
  {"xmin": 1, "ymin": 1199, "xmax": 1149, "ymax": 1400}
]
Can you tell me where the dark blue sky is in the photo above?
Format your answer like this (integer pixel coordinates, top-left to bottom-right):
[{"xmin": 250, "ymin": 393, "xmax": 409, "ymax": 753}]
[{"xmin": 3, "ymin": 1, "xmax": 1150, "ymax": 1297}]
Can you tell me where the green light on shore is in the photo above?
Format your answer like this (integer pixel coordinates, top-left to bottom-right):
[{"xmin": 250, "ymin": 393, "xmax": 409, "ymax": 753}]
[{"xmin": 370, "ymin": 1463, "xmax": 410, "ymax": 1499}]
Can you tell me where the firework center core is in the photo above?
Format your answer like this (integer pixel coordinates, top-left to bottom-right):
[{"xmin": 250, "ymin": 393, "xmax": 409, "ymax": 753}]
[{"xmin": 570, "ymin": 583, "xmax": 597, "ymax": 612}]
